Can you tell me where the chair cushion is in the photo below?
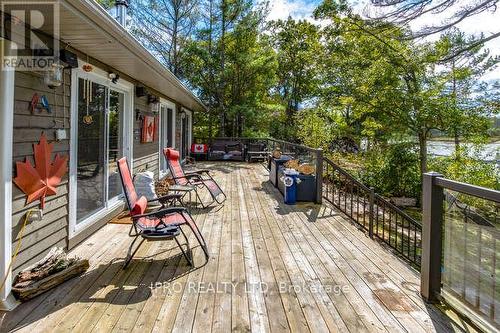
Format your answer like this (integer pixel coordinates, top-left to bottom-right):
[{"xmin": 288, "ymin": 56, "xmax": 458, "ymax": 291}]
[
  {"xmin": 137, "ymin": 211, "xmax": 192, "ymax": 229},
  {"xmin": 141, "ymin": 225, "xmax": 180, "ymax": 239},
  {"xmin": 134, "ymin": 171, "xmax": 158, "ymax": 201},
  {"xmin": 166, "ymin": 148, "xmax": 180, "ymax": 161},
  {"xmin": 117, "ymin": 157, "xmax": 138, "ymax": 208},
  {"xmin": 211, "ymin": 150, "xmax": 226, "ymax": 155},
  {"xmin": 226, "ymin": 143, "xmax": 242, "ymax": 151},
  {"xmin": 131, "ymin": 196, "xmax": 147, "ymax": 216},
  {"xmin": 211, "ymin": 140, "xmax": 227, "ymax": 150}
]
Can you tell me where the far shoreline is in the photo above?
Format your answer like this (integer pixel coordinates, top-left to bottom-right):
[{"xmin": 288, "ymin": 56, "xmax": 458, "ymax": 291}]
[{"xmin": 428, "ymin": 137, "xmax": 500, "ymax": 144}]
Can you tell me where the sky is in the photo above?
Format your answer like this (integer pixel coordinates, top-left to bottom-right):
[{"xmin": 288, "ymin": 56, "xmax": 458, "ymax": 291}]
[{"xmin": 265, "ymin": 0, "xmax": 500, "ymax": 81}]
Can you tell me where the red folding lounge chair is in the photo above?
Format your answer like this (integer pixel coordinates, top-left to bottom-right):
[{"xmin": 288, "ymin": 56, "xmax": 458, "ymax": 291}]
[
  {"xmin": 117, "ymin": 157, "xmax": 209, "ymax": 268},
  {"xmin": 163, "ymin": 148, "xmax": 227, "ymax": 208}
]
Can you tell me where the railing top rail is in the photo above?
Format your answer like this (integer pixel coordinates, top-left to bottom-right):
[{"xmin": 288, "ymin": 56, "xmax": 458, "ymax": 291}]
[
  {"xmin": 323, "ymin": 157, "xmax": 372, "ymax": 192},
  {"xmin": 434, "ymin": 177, "xmax": 500, "ymax": 203},
  {"xmin": 373, "ymin": 193, "xmax": 421, "ymax": 227},
  {"xmin": 195, "ymin": 137, "xmax": 261, "ymax": 141},
  {"xmin": 194, "ymin": 137, "xmax": 322, "ymax": 153},
  {"xmin": 324, "ymin": 157, "xmax": 420, "ymax": 226},
  {"xmin": 266, "ymin": 138, "xmax": 321, "ymax": 152}
]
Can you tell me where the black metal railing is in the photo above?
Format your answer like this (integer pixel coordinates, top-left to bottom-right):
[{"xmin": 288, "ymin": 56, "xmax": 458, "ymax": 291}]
[
  {"xmin": 195, "ymin": 136, "xmax": 499, "ymax": 330},
  {"xmin": 194, "ymin": 137, "xmax": 323, "ymax": 203},
  {"xmin": 421, "ymin": 173, "xmax": 500, "ymax": 331},
  {"xmin": 194, "ymin": 137, "xmax": 319, "ymax": 160},
  {"xmin": 322, "ymin": 157, "xmax": 422, "ymax": 268}
]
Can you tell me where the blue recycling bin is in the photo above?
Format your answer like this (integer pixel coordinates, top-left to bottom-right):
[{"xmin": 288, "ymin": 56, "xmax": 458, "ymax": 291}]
[{"xmin": 283, "ymin": 169, "xmax": 300, "ymax": 205}]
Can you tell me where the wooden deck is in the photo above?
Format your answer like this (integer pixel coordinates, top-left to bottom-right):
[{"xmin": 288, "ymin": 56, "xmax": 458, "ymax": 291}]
[{"xmin": 1, "ymin": 162, "xmax": 460, "ymax": 333}]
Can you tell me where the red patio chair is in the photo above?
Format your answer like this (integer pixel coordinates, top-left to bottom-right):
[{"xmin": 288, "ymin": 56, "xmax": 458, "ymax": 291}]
[
  {"xmin": 163, "ymin": 148, "xmax": 226, "ymax": 208},
  {"xmin": 117, "ymin": 157, "xmax": 209, "ymax": 268}
]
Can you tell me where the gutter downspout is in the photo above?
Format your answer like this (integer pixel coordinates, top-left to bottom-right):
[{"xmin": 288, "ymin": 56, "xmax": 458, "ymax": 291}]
[{"xmin": 0, "ymin": 39, "xmax": 18, "ymax": 311}]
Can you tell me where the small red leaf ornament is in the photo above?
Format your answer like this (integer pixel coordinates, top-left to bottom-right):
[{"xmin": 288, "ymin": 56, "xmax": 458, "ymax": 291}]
[{"xmin": 13, "ymin": 133, "xmax": 68, "ymax": 209}]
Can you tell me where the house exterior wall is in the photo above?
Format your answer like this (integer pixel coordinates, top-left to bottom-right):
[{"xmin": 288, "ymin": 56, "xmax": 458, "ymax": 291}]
[
  {"xmin": 175, "ymin": 104, "xmax": 182, "ymax": 152},
  {"xmin": 11, "ymin": 70, "xmax": 71, "ymax": 275},
  {"xmin": 133, "ymin": 95, "xmax": 160, "ymax": 178},
  {"xmin": 10, "ymin": 53, "xmax": 193, "ymax": 275}
]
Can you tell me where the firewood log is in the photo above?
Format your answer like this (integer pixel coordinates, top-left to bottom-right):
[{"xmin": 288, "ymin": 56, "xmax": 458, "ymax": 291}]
[
  {"xmin": 12, "ymin": 247, "xmax": 89, "ymax": 301},
  {"xmin": 12, "ymin": 259, "xmax": 89, "ymax": 301}
]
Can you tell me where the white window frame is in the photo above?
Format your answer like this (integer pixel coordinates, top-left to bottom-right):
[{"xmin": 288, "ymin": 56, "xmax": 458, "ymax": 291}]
[
  {"xmin": 158, "ymin": 98, "xmax": 176, "ymax": 178},
  {"xmin": 69, "ymin": 64, "xmax": 134, "ymax": 238},
  {"xmin": 0, "ymin": 40, "xmax": 15, "ymax": 308},
  {"xmin": 181, "ymin": 108, "xmax": 193, "ymax": 159}
]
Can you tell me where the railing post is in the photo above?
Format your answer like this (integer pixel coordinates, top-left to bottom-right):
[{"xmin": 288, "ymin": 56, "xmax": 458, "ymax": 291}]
[
  {"xmin": 369, "ymin": 187, "xmax": 375, "ymax": 239},
  {"xmin": 315, "ymin": 148, "xmax": 323, "ymax": 204},
  {"xmin": 421, "ymin": 172, "xmax": 444, "ymax": 303}
]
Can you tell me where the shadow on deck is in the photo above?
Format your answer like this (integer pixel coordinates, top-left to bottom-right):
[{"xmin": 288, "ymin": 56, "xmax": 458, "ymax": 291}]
[{"xmin": 1, "ymin": 162, "xmax": 459, "ymax": 332}]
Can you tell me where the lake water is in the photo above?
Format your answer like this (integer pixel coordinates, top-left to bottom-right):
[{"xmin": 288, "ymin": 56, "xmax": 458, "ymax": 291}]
[{"xmin": 427, "ymin": 141, "xmax": 500, "ymax": 163}]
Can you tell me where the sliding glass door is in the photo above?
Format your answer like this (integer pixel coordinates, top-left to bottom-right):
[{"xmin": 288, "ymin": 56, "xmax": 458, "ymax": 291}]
[
  {"xmin": 76, "ymin": 78, "xmax": 106, "ymax": 221},
  {"xmin": 75, "ymin": 78, "xmax": 125, "ymax": 224},
  {"xmin": 107, "ymin": 90, "xmax": 124, "ymax": 200}
]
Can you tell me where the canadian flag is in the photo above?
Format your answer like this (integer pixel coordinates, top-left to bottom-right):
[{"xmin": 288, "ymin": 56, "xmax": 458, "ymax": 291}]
[{"xmin": 191, "ymin": 144, "xmax": 208, "ymax": 153}]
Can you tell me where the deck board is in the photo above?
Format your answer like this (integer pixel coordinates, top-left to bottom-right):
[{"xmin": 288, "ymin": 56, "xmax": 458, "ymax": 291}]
[{"xmin": 1, "ymin": 162, "xmax": 457, "ymax": 333}]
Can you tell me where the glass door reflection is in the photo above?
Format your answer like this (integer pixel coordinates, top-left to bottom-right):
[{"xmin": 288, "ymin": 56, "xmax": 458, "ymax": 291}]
[
  {"xmin": 108, "ymin": 89, "xmax": 124, "ymax": 200},
  {"xmin": 76, "ymin": 78, "xmax": 107, "ymax": 222},
  {"xmin": 76, "ymin": 80, "xmax": 125, "ymax": 224}
]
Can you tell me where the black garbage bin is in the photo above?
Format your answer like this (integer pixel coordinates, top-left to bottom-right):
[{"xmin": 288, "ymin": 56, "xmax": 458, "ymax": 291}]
[
  {"xmin": 269, "ymin": 155, "xmax": 293, "ymax": 187},
  {"xmin": 277, "ymin": 167, "xmax": 317, "ymax": 202}
]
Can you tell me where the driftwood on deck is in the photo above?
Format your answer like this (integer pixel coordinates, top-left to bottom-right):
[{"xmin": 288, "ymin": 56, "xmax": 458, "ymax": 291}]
[{"xmin": 12, "ymin": 247, "xmax": 89, "ymax": 301}]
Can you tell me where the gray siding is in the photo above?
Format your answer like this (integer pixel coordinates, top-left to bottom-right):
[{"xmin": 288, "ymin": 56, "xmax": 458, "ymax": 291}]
[
  {"xmin": 133, "ymin": 95, "xmax": 159, "ymax": 177},
  {"xmin": 11, "ymin": 70, "xmax": 71, "ymax": 275}
]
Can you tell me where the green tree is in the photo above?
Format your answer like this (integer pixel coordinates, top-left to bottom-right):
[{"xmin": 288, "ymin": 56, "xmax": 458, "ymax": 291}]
[
  {"xmin": 433, "ymin": 30, "xmax": 500, "ymax": 149},
  {"xmin": 181, "ymin": 0, "xmax": 277, "ymax": 137},
  {"xmin": 269, "ymin": 18, "xmax": 322, "ymax": 140},
  {"xmin": 95, "ymin": 0, "xmax": 114, "ymax": 9},
  {"xmin": 315, "ymin": 3, "xmax": 405, "ymax": 145},
  {"xmin": 295, "ymin": 107, "xmax": 331, "ymax": 149},
  {"xmin": 129, "ymin": 0, "xmax": 199, "ymax": 77},
  {"xmin": 315, "ymin": 1, "xmax": 485, "ymax": 175}
]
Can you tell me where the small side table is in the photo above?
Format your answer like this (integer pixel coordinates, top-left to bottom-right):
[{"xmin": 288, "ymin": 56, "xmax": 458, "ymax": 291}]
[{"xmin": 169, "ymin": 184, "xmax": 197, "ymax": 208}]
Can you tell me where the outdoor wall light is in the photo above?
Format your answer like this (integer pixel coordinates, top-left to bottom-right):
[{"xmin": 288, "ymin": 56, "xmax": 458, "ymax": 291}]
[
  {"xmin": 108, "ymin": 72, "xmax": 120, "ymax": 84},
  {"xmin": 44, "ymin": 63, "xmax": 65, "ymax": 89},
  {"xmin": 147, "ymin": 94, "xmax": 159, "ymax": 104},
  {"xmin": 136, "ymin": 86, "xmax": 147, "ymax": 97}
]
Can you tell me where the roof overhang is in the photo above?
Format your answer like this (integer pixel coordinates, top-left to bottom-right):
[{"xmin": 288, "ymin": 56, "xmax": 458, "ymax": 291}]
[{"xmin": 42, "ymin": 0, "xmax": 206, "ymax": 112}]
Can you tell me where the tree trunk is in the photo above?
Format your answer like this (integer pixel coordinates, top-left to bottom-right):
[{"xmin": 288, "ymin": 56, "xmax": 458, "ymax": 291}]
[
  {"xmin": 208, "ymin": 107, "xmax": 213, "ymax": 139},
  {"xmin": 452, "ymin": 60, "xmax": 460, "ymax": 152},
  {"xmin": 454, "ymin": 130, "xmax": 460, "ymax": 152},
  {"xmin": 207, "ymin": 0, "xmax": 214, "ymax": 138},
  {"xmin": 172, "ymin": 20, "xmax": 178, "ymax": 76},
  {"xmin": 219, "ymin": 0, "xmax": 227, "ymax": 137},
  {"xmin": 418, "ymin": 130, "xmax": 428, "ymax": 207},
  {"xmin": 418, "ymin": 131, "xmax": 428, "ymax": 175}
]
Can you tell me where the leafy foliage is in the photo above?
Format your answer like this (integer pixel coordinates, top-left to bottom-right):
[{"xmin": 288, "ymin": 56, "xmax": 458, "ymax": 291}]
[
  {"xmin": 360, "ymin": 143, "xmax": 422, "ymax": 199},
  {"xmin": 123, "ymin": 0, "xmax": 500, "ymax": 194},
  {"xmin": 268, "ymin": 18, "xmax": 322, "ymax": 140},
  {"xmin": 295, "ymin": 107, "xmax": 331, "ymax": 149},
  {"xmin": 429, "ymin": 148, "xmax": 500, "ymax": 190}
]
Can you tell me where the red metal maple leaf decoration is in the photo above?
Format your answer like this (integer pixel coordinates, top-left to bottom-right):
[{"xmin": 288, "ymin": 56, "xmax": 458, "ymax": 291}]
[{"xmin": 13, "ymin": 133, "xmax": 68, "ymax": 209}]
